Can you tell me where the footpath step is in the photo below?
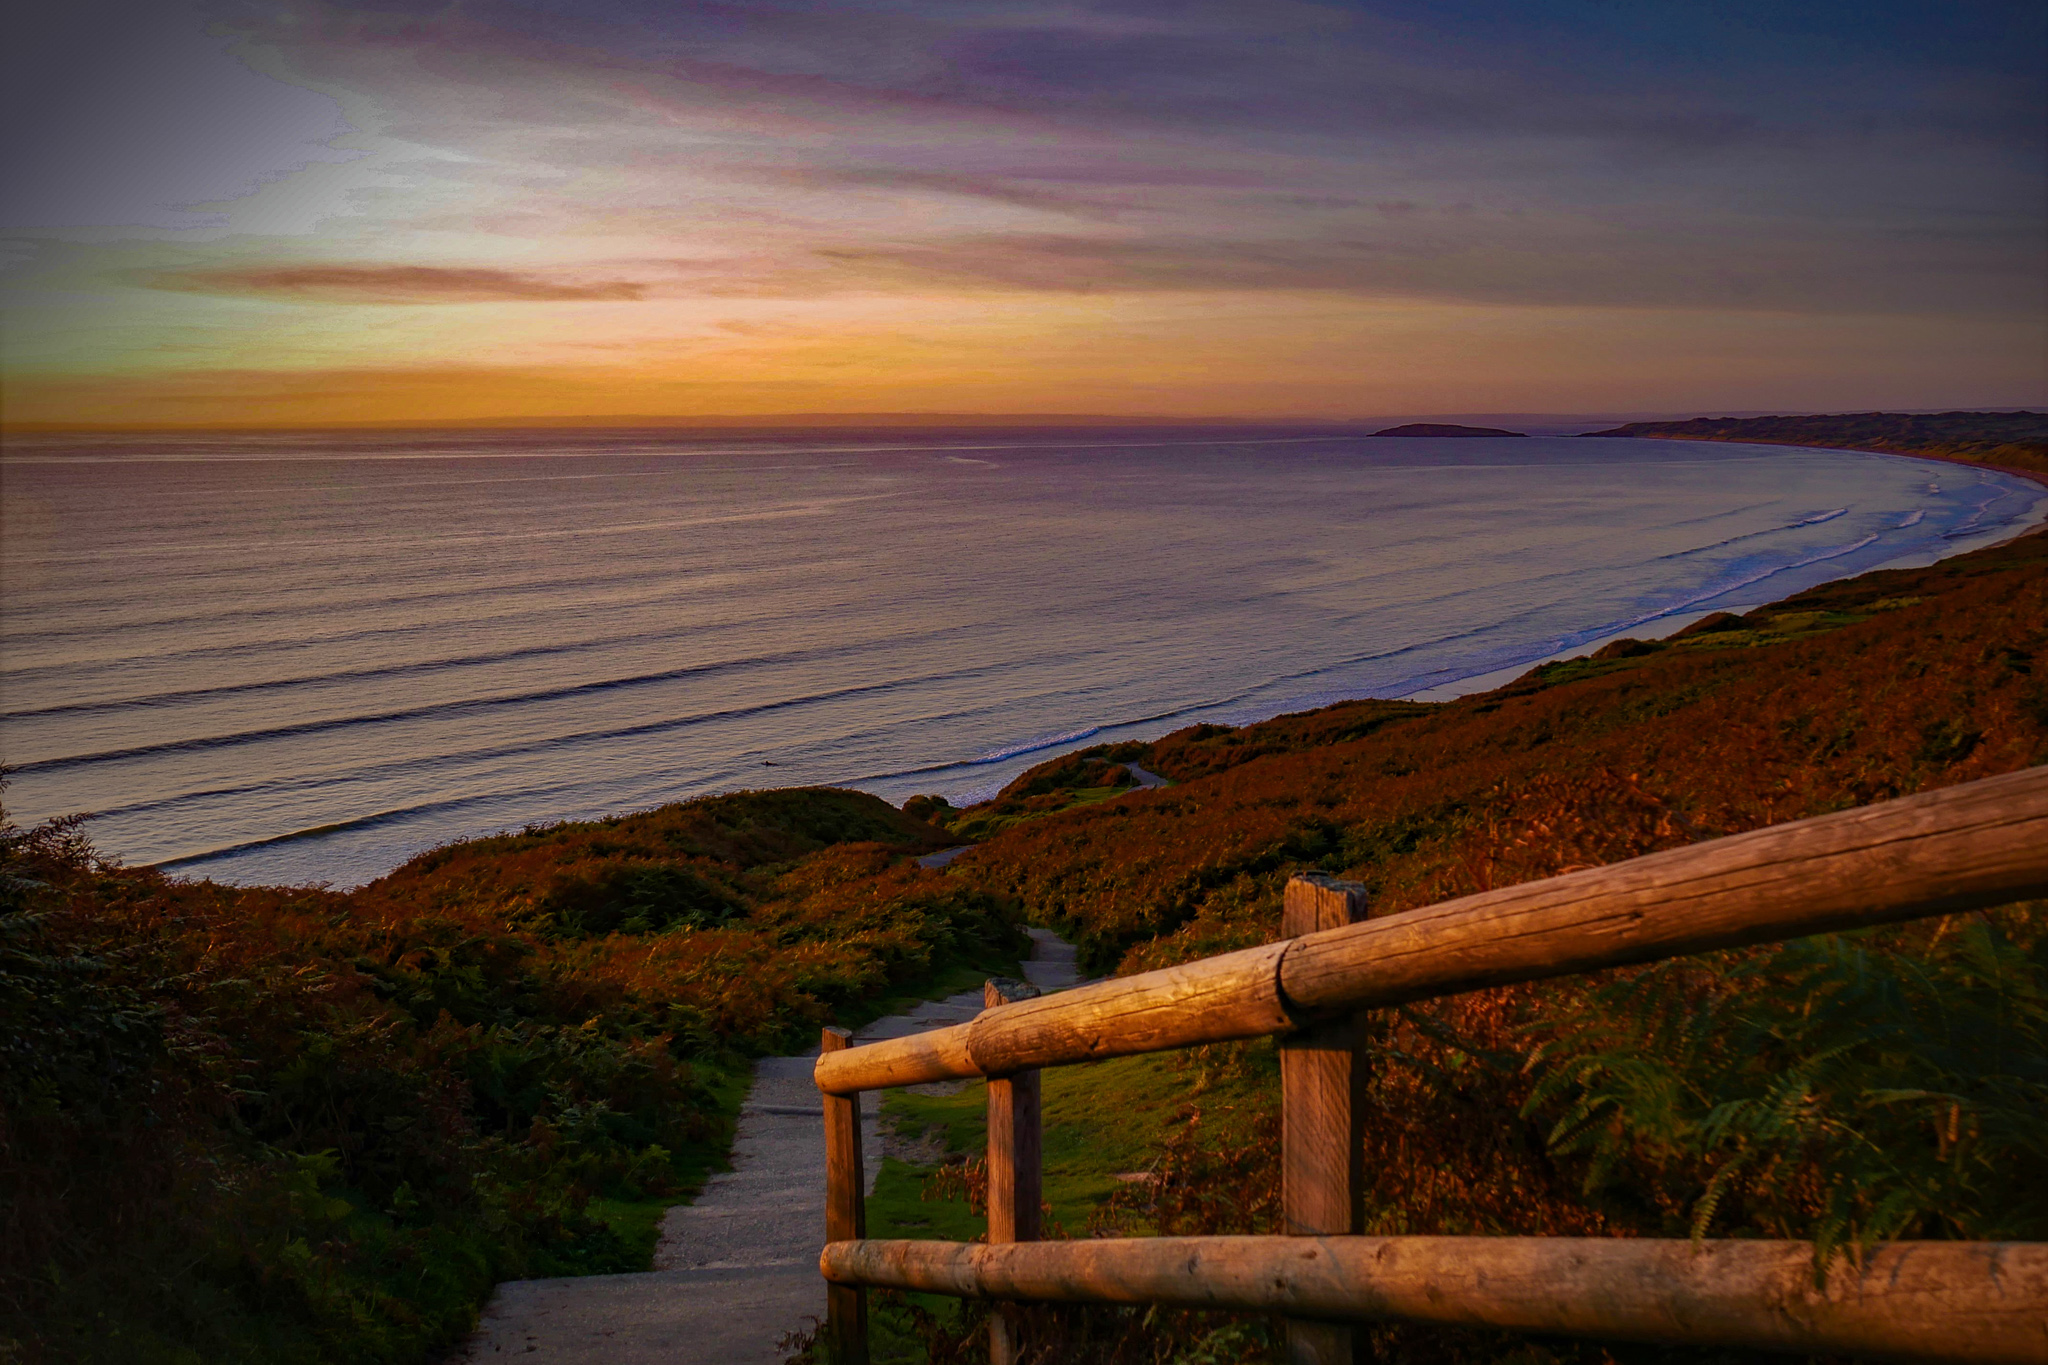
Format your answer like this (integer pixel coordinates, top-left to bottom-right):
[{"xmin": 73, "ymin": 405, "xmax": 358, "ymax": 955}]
[{"xmin": 448, "ymin": 927, "xmax": 1077, "ymax": 1363}]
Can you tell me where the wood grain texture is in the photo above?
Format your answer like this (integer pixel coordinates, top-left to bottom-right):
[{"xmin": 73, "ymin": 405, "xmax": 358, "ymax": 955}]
[
  {"xmin": 983, "ymin": 980, "xmax": 1043, "ymax": 1365},
  {"xmin": 819, "ymin": 1028, "xmax": 868, "ymax": 1365},
  {"xmin": 969, "ymin": 938, "xmax": 1293, "ymax": 1078},
  {"xmin": 1279, "ymin": 764, "xmax": 2048, "ymax": 1020},
  {"xmin": 984, "ymin": 994, "xmax": 1044, "ymax": 1247},
  {"xmin": 1280, "ymin": 876, "xmax": 1369, "ymax": 1365},
  {"xmin": 821, "ymin": 1236, "xmax": 2048, "ymax": 1363},
  {"xmin": 813, "ymin": 766, "xmax": 2048, "ymax": 1096},
  {"xmin": 814, "ymin": 939, "xmax": 1292, "ymax": 1094},
  {"xmin": 812, "ymin": 1019, "xmax": 978, "ymax": 1095},
  {"xmin": 984, "ymin": 1074, "xmax": 1043, "ymax": 1240}
]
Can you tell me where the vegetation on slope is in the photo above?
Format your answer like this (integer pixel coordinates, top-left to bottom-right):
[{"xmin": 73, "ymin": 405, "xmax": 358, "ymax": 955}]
[
  {"xmin": 0, "ymin": 789, "xmax": 1026, "ymax": 1365},
  {"xmin": 864, "ymin": 526, "xmax": 2048, "ymax": 1363},
  {"xmin": 1583, "ymin": 409, "xmax": 2048, "ymax": 474},
  {"xmin": 944, "ymin": 528, "xmax": 2048, "ymax": 976},
  {"xmin": 12, "ymin": 447, "xmax": 2047, "ymax": 1364}
]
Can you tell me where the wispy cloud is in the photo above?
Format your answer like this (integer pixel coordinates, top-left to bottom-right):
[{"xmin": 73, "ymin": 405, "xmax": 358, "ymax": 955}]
[
  {"xmin": 761, "ymin": 166, "xmax": 1120, "ymax": 220},
  {"xmin": 808, "ymin": 220, "xmax": 2045, "ymax": 315},
  {"xmin": 5, "ymin": 0, "xmax": 2042, "ymax": 422},
  {"xmin": 148, "ymin": 265, "xmax": 648, "ymax": 304}
]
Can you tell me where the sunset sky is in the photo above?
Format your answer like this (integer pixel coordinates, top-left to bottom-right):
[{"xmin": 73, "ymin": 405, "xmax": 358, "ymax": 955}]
[{"xmin": 4, "ymin": 0, "xmax": 2044, "ymax": 428}]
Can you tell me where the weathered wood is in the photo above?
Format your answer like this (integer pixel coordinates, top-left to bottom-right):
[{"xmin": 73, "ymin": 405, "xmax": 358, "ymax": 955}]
[
  {"xmin": 1279, "ymin": 765, "xmax": 2048, "ymax": 1021},
  {"xmin": 816, "ymin": 939, "xmax": 1293, "ymax": 1094},
  {"xmin": 970, "ymin": 937, "xmax": 1294, "ymax": 1077},
  {"xmin": 984, "ymin": 976, "xmax": 1042, "ymax": 1006},
  {"xmin": 984, "ymin": 982, "xmax": 1044, "ymax": 1247},
  {"xmin": 814, "ymin": 768, "xmax": 2048, "ymax": 1094},
  {"xmin": 813, "ymin": 1018, "xmax": 980, "ymax": 1095},
  {"xmin": 821, "ymin": 1236, "xmax": 2048, "ymax": 1364},
  {"xmin": 983, "ymin": 979, "xmax": 1043, "ymax": 1365},
  {"xmin": 1280, "ymin": 876, "xmax": 1370, "ymax": 1365},
  {"xmin": 819, "ymin": 1028, "xmax": 868, "ymax": 1365}
]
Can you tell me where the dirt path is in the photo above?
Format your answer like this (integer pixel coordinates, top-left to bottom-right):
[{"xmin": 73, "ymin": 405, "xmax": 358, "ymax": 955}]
[{"xmin": 451, "ymin": 927, "xmax": 1079, "ymax": 1363}]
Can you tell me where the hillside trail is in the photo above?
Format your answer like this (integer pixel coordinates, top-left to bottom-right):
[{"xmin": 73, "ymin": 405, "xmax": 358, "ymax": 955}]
[{"xmin": 450, "ymin": 925, "xmax": 1082, "ymax": 1363}]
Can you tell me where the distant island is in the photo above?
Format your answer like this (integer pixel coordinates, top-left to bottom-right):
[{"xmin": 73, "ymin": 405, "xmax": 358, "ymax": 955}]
[
  {"xmin": 1583, "ymin": 409, "xmax": 2048, "ymax": 476},
  {"xmin": 1371, "ymin": 422, "xmax": 1527, "ymax": 437}
]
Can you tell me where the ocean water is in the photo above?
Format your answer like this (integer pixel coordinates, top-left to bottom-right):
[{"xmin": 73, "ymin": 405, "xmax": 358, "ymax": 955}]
[{"xmin": 2, "ymin": 427, "xmax": 2040, "ymax": 888}]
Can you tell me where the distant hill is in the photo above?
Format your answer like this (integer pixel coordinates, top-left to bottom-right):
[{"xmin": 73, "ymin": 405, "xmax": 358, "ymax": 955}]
[
  {"xmin": 1584, "ymin": 409, "xmax": 2048, "ymax": 476},
  {"xmin": 1372, "ymin": 422, "xmax": 1526, "ymax": 437}
]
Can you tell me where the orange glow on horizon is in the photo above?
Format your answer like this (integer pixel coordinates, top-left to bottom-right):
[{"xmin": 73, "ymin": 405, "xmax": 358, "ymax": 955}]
[{"xmin": 7, "ymin": 294, "xmax": 2043, "ymax": 432}]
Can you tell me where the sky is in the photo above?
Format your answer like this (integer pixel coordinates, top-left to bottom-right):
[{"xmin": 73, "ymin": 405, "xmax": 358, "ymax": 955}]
[{"xmin": 3, "ymin": 0, "xmax": 2044, "ymax": 428}]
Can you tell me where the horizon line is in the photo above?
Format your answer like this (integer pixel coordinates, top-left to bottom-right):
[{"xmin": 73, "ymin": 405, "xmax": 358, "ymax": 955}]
[{"xmin": 8, "ymin": 405, "xmax": 2043, "ymax": 438}]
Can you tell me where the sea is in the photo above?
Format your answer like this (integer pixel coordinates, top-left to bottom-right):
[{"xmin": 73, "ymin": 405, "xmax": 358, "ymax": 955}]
[{"xmin": 2, "ymin": 426, "xmax": 2041, "ymax": 888}]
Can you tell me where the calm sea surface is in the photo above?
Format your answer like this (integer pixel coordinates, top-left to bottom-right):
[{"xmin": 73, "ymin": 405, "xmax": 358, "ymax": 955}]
[{"xmin": 2, "ymin": 427, "xmax": 2040, "ymax": 887}]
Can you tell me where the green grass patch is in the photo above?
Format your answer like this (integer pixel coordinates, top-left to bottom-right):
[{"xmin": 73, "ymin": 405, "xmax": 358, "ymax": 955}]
[
  {"xmin": 583, "ymin": 1197, "xmax": 670, "ymax": 1267},
  {"xmin": 590, "ymin": 965, "xmax": 1017, "ymax": 1276},
  {"xmin": 874, "ymin": 1041, "xmax": 1277, "ymax": 1238},
  {"xmin": 948, "ymin": 785, "xmax": 1135, "ymax": 840},
  {"xmin": 1514, "ymin": 603, "xmax": 1888, "ymax": 693},
  {"xmin": 847, "ymin": 1043, "xmax": 1278, "ymax": 1362},
  {"xmin": 582, "ymin": 1057, "xmax": 753, "ymax": 1269}
]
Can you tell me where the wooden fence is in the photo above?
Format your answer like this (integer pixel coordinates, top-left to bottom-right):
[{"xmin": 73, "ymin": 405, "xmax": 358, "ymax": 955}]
[{"xmin": 812, "ymin": 765, "xmax": 2048, "ymax": 1364}]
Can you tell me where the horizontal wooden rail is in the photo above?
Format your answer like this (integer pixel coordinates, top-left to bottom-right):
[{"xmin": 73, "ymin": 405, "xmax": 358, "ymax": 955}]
[
  {"xmin": 822, "ymin": 1236, "xmax": 2048, "ymax": 1363},
  {"xmin": 816, "ymin": 766, "xmax": 2048, "ymax": 1094}
]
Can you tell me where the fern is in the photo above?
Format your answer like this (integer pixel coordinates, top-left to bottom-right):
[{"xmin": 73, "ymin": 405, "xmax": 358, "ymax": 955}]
[{"xmin": 1522, "ymin": 909, "xmax": 2048, "ymax": 1282}]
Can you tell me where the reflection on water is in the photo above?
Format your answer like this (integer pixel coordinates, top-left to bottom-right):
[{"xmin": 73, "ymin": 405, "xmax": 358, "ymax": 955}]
[{"xmin": 2, "ymin": 427, "xmax": 2038, "ymax": 886}]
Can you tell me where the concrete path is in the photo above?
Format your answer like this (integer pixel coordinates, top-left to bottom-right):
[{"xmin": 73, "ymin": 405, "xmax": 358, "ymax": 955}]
[{"xmin": 450, "ymin": 927, "xmax": 1080, "ymax": 1363}]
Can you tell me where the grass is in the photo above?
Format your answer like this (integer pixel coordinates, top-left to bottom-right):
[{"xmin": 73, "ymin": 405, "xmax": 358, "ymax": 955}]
[
  {"xmin": 588, "ymin": 961, "xmax": 1029, "ymax": 1277},
  {"xmin": 946, "ymin": 783, "xmax": 1139, "ymax": 841},
  {"xmin": 583, "ymin": 1058, "xmax": 754, "ymax": 1266},
  {"xmin": 877, "ymin": 1046, "xmax": 1269, "ymax": 1234},
  {"xmin": 852, "ymin": 1042, "xmax": 1280, "ymax": 1359},
  {"xmin": 1509, "ymin": 600, "xmax": 1913, "ymax": 693}
]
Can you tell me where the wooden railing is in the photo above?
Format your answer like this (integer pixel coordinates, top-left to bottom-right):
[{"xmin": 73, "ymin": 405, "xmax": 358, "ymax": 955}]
[{"xmin": 812, "ymin": 766, "xmax": 2048, "ymax": 1364}]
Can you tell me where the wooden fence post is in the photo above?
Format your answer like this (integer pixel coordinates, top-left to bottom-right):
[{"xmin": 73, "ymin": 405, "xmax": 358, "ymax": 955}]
[
  {"xmin": 821, "ymin": 1027, "xmax": 869, "ymax": 1365},
  {"xmin": 985, "ymin": 978, "xmax": 1044, "ymax": 1365},
  {"xmin": 1281, "ymin": 874, "xmax": 1370, "ymax": 1365}
]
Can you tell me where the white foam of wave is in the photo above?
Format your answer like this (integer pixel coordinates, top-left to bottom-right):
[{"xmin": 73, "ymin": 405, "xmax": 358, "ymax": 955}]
[
  {"xmin": 1606, "ymin": 534, "xmax": 1884, "ymax": 635},
  {"xmin": 969, "ymin": 725, "xmax": 1103, "ymax": 765}
]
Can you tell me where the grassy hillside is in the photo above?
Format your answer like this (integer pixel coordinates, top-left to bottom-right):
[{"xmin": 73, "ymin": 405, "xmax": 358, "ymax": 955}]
[
  {"xmin": 1583, "ymin": 409, "xmax": 2048, "ymax": 474},
  {"xmin": 935, "ymin": 526, "xmax": 2047, "ymax": 975},
  {"xmin": 862, "ymin": 526, "xmax": 2048, "ymax": 1363},
  {"xmin": 10, "ymin": 515, "xmax": 2046, "ymax": 1365},
  {"xmin": 0, "ymin": 788, "xmax": 1027, "ymax": 1365}
]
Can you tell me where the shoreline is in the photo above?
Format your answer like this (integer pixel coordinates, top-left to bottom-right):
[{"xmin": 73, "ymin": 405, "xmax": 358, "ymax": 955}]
[
  {"xmin": 1607, "ymin": 430, "xmax": 2048, "ymax": 498},
  {"xmin": 1632, "ymin": 435, "xmax": 2048, "ymax": 554},
  {"xmin": 1411, "ymin": 443, "xmax": 2046, "ymax": 703},
  {"xmin": 47, "ymin": 436, "xmax": 2046, "ymax": 885}
]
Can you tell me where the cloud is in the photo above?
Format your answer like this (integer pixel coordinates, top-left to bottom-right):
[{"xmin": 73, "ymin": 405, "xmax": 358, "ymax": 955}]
[
  {"xmin": 8, "ymin": 0, "xmax": 2042, "ymax": 427},
  {"xmin": 763, "ymin": 166, "xmax": 1118, "ymax": 219},
  {"xmin": 3, "ymin": 0, "xmax": 367, "ymax": 232},
  {"xmin": 147, "ymin": 264, "xmax": 649, "ymax": 303},
  {"xmin": 809, "ymin": 223, "xmax": 2045, "ymax": 315}
]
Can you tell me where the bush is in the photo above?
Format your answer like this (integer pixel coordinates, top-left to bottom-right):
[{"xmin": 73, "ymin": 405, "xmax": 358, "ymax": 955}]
[{"xmin": 1, "ymin": 786, "xmax": 1023, "ymax": 1364}]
